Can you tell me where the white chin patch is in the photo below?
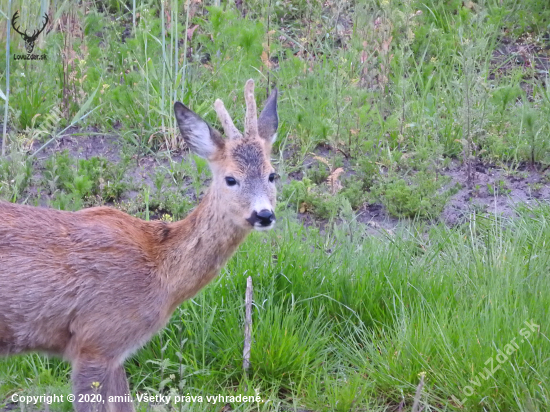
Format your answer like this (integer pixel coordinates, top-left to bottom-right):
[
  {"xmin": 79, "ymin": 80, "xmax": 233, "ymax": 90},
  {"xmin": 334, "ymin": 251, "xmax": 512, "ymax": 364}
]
[{"xmin": 254, "ymin": 222, "xmax": 275, "ymax": 231}]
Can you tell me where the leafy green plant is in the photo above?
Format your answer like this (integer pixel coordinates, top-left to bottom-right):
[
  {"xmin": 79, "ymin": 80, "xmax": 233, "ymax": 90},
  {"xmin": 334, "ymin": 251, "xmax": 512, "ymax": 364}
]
[
  {"xmin": 50, "ymin": 192, "xmax": 84, "ymax": 211},
  {"xmin": 0, "ymin": 151, "xmax": 32, "ymax": 202},
  {"xmin": 375, "ymin": 170, "xmax": 452, "ymax": 219},
  {"xmin": 340, "ymin": 178, "xmax": 368, "ymax": 210},
  {"xmin": 282, "ymin": 176, "xmax": 367, "ymax": 220},
  {"xmin": 306, "ymin": 161, "xmax": 330, "ymax": 185},
  {"xmin": 488, "ymin": 179, "xmax": 511, "ymax": 196},
  {"xmin": 43, "ymin": 152, "xmax": 127, "ymax": 206},
  {"xmin": 10, "ymin": 78, "xmax": 56, "ymax": 130}
]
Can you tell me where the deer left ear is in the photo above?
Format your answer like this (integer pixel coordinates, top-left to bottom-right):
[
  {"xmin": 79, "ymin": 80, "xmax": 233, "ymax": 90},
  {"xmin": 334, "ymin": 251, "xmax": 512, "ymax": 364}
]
[{"xmin": 258, "ymin": 88, "xmax": 278, "ymax": 145}]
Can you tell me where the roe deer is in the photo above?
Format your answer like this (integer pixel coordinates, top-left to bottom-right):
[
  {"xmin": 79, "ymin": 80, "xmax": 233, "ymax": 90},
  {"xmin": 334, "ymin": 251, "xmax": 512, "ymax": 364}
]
[{"xmin": 0, "ymin": 79, "xmax": 279, "ymax": 412}]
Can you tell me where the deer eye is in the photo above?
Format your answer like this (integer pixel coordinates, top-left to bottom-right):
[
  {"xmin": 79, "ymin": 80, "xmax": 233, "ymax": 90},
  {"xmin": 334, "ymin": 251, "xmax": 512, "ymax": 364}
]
[
  {"xmin": 268, "ymin": 173, "xmax": 276, "ymax": 183},
  {"xmin": 225, "ymin": 177, "xmax": 237, "ymax": 186}
]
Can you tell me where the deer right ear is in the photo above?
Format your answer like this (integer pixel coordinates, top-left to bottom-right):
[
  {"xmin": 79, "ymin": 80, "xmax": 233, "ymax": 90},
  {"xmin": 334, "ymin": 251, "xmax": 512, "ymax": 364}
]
[
  {"xmin": 258, "ymin": 88, "xmax": 278, "ymax": 144},
  {"xmin": 174, "ymin": 102, "xmax": 225, "ymax": 159}
]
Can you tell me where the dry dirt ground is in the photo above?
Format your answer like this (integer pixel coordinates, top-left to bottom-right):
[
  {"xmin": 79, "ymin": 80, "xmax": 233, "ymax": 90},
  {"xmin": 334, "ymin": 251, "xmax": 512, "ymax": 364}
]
[{"xmin": 442, "ymin": 160, "xmax": 550, "ymax": 225}]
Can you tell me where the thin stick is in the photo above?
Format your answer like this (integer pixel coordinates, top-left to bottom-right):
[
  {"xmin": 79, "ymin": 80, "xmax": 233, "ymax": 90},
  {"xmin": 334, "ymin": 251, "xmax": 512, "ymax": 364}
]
[
  {"xmin": 173, "ymin": 0, "xmax": 178, "ymax": 148},
  {"xmin": 411, "ymin": 372, "xmax": 425, "ymax": 412},
  {"xmin": 243, "ymin": 276, "xmax": 253, "ymax": 373},
  {"xmin": 2, "ymin": 0, "xmax": 12, "ymax": 157},
  {"xmin": 161, "ymin": 0, "xmax": 166, "ymax": 143},
  {"xmin": 266, "ymin": 0, "xmax": 272, "ymax": 95},
  {"xmin": 181, "ymin": 0, "xmax": 190, "ymax": 99},
  {"xmin": 132, "ymin": 0, "xmax": 136, "ymax": 34}
]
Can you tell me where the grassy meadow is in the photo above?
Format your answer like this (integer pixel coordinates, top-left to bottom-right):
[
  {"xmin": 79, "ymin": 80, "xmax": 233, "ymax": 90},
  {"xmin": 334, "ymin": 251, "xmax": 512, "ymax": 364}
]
[{"xmin": 1, "ymin": 0, "xmax": 550, "ymax": 411}]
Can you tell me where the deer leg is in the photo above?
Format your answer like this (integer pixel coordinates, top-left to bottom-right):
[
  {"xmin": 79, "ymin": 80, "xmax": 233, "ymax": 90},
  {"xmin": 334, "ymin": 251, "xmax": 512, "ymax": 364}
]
[
  {"xmin": 71, "ymin": 356, "xmax": 110, "ymax": 412},
  {"xmin": 0, "ymin": 344, "xmax": 8, "ymax": 355},
  {"xmin": 72, "ymin": 356, "xmax": 135, "ymax": 412},
  {"xmin": 0, "ymin": 319, "xmax": 15, "ymax": 355},
  {"xmin": 105, "ymin": 364, "xmax": 134, "ymax": 412},
  {"xmin": 0, "ymin": 338, "xmax": 8, "ymax": 354}
]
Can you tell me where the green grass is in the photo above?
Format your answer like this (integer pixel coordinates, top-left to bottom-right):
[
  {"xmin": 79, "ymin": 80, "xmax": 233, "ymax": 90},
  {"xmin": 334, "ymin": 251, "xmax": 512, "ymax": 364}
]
[
  {"xmin": 1, "ymin": 0, "xmax": 550, "ymax": 410},
  {"xmin": 2, "ymin": 206, "xmax": 550, "ymax": 411}
]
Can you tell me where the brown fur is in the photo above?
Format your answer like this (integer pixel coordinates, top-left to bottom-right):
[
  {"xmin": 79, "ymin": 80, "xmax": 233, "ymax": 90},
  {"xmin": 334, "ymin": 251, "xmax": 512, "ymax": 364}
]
[{"xmin": 0, "ymin": 80, "xmax": 279, "ymax": 412}]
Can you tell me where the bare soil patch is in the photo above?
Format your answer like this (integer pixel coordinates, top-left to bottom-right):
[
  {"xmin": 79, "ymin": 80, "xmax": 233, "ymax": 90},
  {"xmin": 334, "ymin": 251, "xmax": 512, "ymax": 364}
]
[{"xmin": 442, "ymin": 160, "xmax": 550, "ymax": 226}]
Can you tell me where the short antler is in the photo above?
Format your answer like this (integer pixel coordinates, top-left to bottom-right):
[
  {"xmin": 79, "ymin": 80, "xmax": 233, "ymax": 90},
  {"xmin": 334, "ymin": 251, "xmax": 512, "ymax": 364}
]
[
  {"xmin": 244, "ymin": 79, "xmax": 258, "ymax": 137},
  {"xmin": 212, "ymin": 80, "xmax": 261, "ymax": 139},
  {"xmin": 214, "ymin": 99, "xmax": 243, "ymax": 140}
]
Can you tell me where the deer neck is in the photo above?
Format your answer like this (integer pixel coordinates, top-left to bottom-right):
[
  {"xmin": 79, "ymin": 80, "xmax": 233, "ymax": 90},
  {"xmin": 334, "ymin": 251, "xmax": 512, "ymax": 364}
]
[{"xmin": 159, "ymin": 188, "xmax": 250, "ymax": 307}]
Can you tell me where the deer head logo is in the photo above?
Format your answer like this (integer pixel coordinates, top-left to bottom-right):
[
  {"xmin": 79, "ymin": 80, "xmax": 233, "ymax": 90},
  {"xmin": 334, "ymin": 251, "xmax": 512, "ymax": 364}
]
[{"xmin": 11, "ymin": 11, "xmax": 49, "ymax": 54}]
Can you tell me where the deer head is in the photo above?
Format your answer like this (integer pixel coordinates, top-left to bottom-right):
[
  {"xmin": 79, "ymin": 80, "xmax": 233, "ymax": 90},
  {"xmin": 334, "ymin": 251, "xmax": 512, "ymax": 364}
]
[
  {"xmin": 12, "ymin": 11, "xmax": 49, "ymax": 54},
  {"xmin": 174, "ymin": 80, "xmax": 279, "ymax": 231}
]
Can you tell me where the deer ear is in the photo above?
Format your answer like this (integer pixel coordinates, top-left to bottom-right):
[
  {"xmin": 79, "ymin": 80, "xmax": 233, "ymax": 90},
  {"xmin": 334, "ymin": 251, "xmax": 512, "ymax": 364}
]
[
  {"xmin": 174, "ymin": 102, "xmax": 224, "ymax": 159},
  {"xmin": 258, "ymin": 88, "xmax": 278, "ymax": 145}
]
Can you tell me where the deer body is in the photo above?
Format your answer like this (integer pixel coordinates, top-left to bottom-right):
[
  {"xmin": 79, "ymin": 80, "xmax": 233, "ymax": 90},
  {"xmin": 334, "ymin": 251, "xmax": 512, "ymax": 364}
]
[
  {"xmin": 0, "ymin": 80, "xmax": 279, "ymax": 412},
  {"xmin": 0, "ymin": 196, "xmax": 245, "ymax": 359}
]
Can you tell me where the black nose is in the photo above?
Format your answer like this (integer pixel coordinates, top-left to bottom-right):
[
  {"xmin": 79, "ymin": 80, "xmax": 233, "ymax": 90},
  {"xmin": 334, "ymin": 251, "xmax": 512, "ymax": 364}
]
[{"xmin": 249, "ymin": 209, "xmax": 275, "ymax": 226}]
